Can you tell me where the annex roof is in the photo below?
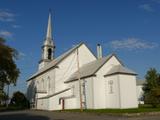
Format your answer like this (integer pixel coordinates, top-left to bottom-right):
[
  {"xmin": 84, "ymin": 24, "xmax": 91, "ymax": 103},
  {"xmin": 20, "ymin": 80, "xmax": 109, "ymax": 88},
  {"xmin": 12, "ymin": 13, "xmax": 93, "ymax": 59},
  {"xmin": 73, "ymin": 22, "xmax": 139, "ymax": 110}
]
[
  {"xmin": 104, "ymin": 65, "xmax": 137, "ymax": 77},
  {"xmin": 65, "ymin": 54, "xmax": 123, "ymax": 83}
]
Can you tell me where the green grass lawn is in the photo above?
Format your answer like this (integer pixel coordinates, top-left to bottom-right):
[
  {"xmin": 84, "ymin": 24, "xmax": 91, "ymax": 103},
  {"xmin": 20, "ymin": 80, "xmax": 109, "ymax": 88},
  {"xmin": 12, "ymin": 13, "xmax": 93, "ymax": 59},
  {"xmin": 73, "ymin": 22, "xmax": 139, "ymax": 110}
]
[{"xmin": 60, "ymin": 104, "xmax": 160, "ymax": 114}]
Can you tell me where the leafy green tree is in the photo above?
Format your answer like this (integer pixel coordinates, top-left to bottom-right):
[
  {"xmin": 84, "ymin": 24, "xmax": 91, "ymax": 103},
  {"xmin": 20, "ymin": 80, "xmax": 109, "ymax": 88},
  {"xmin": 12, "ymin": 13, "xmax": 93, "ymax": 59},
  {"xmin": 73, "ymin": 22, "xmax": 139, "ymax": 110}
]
[
  {"xmin": 0, "ymin": 91, "xmax": 8, "ymax": 105},
  {"xmin": 143, "ymin": 68, "xmax": 160, "ymax": 107},
  {"xmin": 10, "ymin": 91, "xmax": 29, "ymax": 108},
  {"xmin": 0, "ymin": 37, "xmax": 20, "ymax": 90}
]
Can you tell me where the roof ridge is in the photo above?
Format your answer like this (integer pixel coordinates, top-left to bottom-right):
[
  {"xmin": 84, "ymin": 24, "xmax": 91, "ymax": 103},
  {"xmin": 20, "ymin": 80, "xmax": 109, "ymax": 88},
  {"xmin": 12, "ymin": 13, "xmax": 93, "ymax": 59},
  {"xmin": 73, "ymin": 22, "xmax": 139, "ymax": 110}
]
[
  {"xmin": 65, "ymin": 54, "xmax": 115, "ymax": 83},
  {"xmin": 27, "ymin": 42, "xmax": 84, "ymax": 81}
]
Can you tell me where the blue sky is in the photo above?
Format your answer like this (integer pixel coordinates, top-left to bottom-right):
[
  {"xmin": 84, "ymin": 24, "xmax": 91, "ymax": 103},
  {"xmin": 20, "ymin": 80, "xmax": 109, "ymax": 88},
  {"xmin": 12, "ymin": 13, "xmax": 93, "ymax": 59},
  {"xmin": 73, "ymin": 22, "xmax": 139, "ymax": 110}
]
[{"xmin": 0, "ymin": 0, "xmax": 160, "ymax": 95}]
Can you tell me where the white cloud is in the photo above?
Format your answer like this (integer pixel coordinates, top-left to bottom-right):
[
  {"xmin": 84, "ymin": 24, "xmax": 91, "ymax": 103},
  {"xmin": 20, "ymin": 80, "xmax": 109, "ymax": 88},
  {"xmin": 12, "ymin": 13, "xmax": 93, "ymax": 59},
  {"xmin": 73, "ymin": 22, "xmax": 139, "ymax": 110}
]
[
  {"xmin": 12, "ymin": 24, "xmax": 21, "ymax": 28},
  {"xmin": 110, "ymin": 38, "xmax": 158, "ymax": 50},
  {"xmin": 0, "ymin": 9, "xmax": 15, "ymax": 22},
  {"xmin": 0, "ymin": 30, "xmax": 13, "ymax": 38},
  {"xmin": 139, "ymin": 4, "xmax": 154, "ymax": 12}
]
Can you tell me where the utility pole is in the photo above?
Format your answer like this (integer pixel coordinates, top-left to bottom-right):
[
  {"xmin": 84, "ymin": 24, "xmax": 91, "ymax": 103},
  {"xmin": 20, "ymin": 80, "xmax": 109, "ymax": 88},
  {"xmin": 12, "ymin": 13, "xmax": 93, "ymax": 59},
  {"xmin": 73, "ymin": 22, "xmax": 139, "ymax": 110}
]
[{"xmin": 76, "ymin": 48, "xmax": 83, "ymax": 111}]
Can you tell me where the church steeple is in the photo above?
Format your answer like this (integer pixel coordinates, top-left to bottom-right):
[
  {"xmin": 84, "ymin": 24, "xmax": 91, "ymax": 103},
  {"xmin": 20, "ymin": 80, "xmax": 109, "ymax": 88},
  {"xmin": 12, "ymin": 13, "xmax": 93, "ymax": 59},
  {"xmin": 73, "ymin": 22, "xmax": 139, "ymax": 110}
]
[
  {"xmin": 46, "ymin": 10, "xmax": 52, "ymax": 41},
  {"xmin": 39, "ymin": 11, "xmax": 55, "ymax": 70}
]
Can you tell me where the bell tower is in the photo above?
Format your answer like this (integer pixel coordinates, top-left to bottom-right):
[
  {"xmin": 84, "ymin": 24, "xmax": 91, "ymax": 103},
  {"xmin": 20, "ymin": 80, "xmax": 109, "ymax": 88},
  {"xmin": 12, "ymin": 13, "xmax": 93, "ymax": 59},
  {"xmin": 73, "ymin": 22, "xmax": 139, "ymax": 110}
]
[{"xmin": 39, "ymin": 11, "xmax": 55, "ymax": 69}]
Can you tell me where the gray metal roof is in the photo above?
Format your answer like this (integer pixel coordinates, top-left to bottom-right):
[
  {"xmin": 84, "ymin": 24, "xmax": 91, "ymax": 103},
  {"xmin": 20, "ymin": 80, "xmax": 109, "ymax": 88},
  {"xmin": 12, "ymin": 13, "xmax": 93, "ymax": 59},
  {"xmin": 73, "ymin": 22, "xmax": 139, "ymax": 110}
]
[
  {"xmin": 104, "ymin": 65, "xmax": 137, "ymax": 77},
  {"xmin": 65, "ymin": 54, "xmax": 116, "ymax": 83},
  {"xmin": 136, "ymin": 79, "xmax": 145, "ymax": 85},
  {"xmin": 27, "ymin": 43, "xmax": 84, "ymax": 81}
]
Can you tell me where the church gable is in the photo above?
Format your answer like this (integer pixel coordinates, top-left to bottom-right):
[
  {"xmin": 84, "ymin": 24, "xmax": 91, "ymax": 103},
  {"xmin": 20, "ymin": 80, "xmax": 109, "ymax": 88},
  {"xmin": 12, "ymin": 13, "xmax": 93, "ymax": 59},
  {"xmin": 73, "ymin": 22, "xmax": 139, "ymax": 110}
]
[
  {"xmin": 54, "ymin": 43, "xmax": 97, "ymax": 91},
  {"xmin": 56, "ymin": 43, "xmax": 97, "ymax": 68},
  {"xmin": 95, "ymin": 54, "xmax": 123, "ymax": 76}
]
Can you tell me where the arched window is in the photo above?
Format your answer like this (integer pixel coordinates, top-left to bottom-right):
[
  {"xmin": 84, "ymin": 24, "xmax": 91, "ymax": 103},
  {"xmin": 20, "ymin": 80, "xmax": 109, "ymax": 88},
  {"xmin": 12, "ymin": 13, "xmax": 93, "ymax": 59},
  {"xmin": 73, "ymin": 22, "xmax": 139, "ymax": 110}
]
[
  {"xmin": 48, "ymin": 77, "xmax": 51, "ymax": 92},
  {"xmin": 42, "ymin": 79, "xmax": 44, "ymax": 90},
  {"xmin": 108, "ymin": 80, "xmax": 113, "ymax": 94},
  {"xmin": 48, "ymin": 48, "xmax": 52, "ymax": 59},
  {"xmin": 53, "ymin": 79, "xmax": 55, "ymax": 93},
  {"xmin": 36, "ymin": 81, "xmax": 39, "ymax": 90}
]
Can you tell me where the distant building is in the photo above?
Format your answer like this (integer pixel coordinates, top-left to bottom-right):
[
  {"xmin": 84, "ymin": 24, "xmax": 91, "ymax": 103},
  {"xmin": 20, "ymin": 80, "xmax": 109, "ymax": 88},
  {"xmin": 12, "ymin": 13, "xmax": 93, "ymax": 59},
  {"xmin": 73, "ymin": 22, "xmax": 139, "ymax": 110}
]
[
  {"xmin": 27, "ymin": 12, "xmax": 144, "ymax": 110},
  {"xmin": 136, "ymin": 79, "xmax": 145, "ymax": 104}
]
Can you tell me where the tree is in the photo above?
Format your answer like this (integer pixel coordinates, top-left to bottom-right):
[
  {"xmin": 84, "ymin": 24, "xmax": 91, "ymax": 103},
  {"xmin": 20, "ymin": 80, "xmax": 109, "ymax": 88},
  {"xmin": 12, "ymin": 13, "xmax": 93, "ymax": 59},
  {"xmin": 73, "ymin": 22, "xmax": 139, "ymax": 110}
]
[
  {"xmin": 0, "ymin": 91, "xmax": 8, "ymax": 105},
  {"xmin": 0, "ymin": 37, "xmax": 20, "ymax": 105},
  {"xmin": 10, "ymin": 91, "xmax": 30, "ymax": 108},
  {"xmin": 143, "ymin": 68, "xmax": 160, "ymax": 107},
  {"xmin": 0, "ymin": 37, "xmax": 20, "ymax": 90}
]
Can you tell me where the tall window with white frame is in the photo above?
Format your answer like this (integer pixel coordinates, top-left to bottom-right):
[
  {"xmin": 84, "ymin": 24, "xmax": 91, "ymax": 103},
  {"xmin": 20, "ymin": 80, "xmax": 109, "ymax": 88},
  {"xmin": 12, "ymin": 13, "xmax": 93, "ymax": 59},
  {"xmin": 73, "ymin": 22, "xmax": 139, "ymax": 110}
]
[
  {"xmin": 36, "ymin": 81, "xmax": 39, "ymax": 91},
  {"xmin": 53, "ymin": 79, "xmax": 55, "ymax": 93},
  {"xmin": 42, "ymin": 79, "xmax": 44, "ymax": 91},
  {"xmin": 71, "ymin": 85, "xmax": 75, "ymax": 96},
  {"xmin": 48, "ymin": 76, "xmax": 51, "ymax": 93},
  {"xmin": 108, "ymin": 80, "xmax": 113, "ymax": 94}
]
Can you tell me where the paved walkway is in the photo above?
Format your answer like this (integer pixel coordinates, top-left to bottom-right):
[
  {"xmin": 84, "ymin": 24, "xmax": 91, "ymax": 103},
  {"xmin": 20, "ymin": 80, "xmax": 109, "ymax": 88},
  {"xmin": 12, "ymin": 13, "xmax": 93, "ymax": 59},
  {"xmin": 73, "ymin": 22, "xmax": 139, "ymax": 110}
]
[{"xmin": 0, "ymin": 110, "xmax": 160, "ymax": 120}]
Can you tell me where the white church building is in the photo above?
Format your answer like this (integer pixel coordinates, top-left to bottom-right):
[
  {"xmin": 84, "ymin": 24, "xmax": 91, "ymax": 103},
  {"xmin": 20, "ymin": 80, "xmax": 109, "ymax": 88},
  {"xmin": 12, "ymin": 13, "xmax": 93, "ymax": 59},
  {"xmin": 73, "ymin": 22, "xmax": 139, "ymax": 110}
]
[{"xmin": 27, "ymin": 12, "xmax": 143, "ymax": 110}]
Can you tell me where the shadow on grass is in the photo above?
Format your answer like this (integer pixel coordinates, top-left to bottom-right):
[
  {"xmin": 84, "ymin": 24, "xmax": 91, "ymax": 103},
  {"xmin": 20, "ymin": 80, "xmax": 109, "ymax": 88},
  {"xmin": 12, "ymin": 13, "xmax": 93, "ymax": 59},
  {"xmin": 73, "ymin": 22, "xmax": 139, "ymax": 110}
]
[{"xmin": 0, "ymin": 106, "xmax": 31, "ymax": 113}]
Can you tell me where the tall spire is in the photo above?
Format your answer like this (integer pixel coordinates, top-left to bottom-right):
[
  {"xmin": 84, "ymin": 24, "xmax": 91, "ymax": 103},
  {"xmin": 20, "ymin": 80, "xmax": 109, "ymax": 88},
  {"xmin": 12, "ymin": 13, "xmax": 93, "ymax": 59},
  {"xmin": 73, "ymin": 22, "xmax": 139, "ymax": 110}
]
[
  {"xmin": 46, "ymin": 10, "xmax": 52, "ymax": 39},
  {"xmin": 39, "ymin": 10, "xmax": 55, "ymax": 70}
]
